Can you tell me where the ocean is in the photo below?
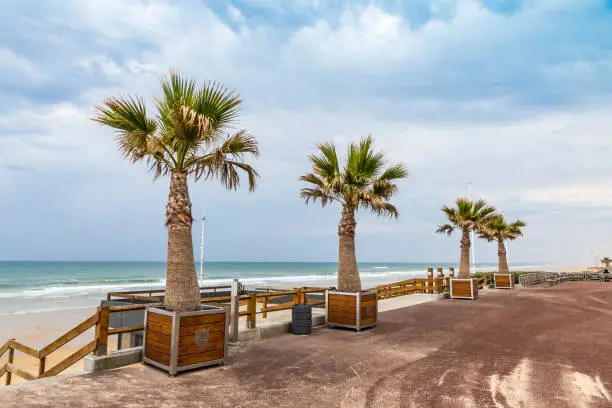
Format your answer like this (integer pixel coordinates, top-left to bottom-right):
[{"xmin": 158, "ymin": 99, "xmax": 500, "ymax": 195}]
[{"xmin": 0, "ymin": 261, "xmax": 545, "ymax": 315}]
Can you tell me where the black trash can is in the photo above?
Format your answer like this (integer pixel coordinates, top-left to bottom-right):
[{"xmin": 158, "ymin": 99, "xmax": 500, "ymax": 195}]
[{"xmin": 291, "ymin": 303, "xmax": 312, "ymax": 335}]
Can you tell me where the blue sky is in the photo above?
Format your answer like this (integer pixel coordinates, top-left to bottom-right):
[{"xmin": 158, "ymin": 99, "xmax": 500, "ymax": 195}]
[{"xmin": 1, "ymin": 0, "xmax": 612, "ymax": 265}]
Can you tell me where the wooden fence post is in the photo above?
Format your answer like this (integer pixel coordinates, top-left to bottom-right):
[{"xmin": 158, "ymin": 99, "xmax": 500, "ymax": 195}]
[
  {"xmin": 247, "ymin": 293, "xmax": 257, "ymax": 329},
  {"xmin": 38, "ymin": 357, "xmax": 46, "ymax": 378},
  {"xmin": 261, "ymin": 297, "xmax": 268, "ymax": 319},
  {"xmin": 5, "ymin": 343, "xmax": 14, "ymax": 385},
  {"xmin": 436, "ymin": 268, "xmax": 444, "ymax": 293},
  {"xmin": 230, "ymin": 279, "xmax": 240, "ymax": 342},
  {"xmin": 427, "ymin": 268, "xmax": 434, "ymax": 294},
  {"xmin": 94, "ymin": 307, "xmax": 109, "ymax": 356},
  {"xmin": 449, "ymin": 268, "xmax": 455, "ymax": 278},
  {"xmin": 293, "ymin": 289, "xmax": 304, "ymax": 305}
]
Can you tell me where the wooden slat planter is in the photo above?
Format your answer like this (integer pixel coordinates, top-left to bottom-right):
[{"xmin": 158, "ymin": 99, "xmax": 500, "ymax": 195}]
[
  {"xmin": 494, "ymin": 274, "xmax": 514, "ymax": 289},
  {"xmin": 326, "ymin": 290, "xmax": 377, "ymax": 331},
  {"xmin": 449, "ymin": 278, "xmax": 479, "ymax": 300},
  {"xmin": 143, "ymin": 305, "xmax": 229, "ymax": 376}
]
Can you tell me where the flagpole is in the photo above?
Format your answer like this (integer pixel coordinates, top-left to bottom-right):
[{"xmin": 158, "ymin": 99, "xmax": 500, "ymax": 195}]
[{"xmin": 469, "ymin": 183, "xmax": 475, "ymax": 275}]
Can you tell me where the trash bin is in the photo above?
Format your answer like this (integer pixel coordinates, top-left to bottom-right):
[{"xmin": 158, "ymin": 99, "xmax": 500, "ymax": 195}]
[{"xmin": 291, "ymin": 304, "xmax": 312, "ymax": 335}]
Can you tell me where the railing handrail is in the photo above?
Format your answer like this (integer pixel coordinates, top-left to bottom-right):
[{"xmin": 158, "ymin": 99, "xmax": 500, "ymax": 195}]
[
  {"xmin": 108, "ymin": 285, "xmax": 232, "ymax": 297},
  {"xmin": 39, "ymin": 313, "xmax": 99, "ymax": 358},
  {"xmin": 0, "ymin": 341, "xmax": 9, "ymax": 359}
]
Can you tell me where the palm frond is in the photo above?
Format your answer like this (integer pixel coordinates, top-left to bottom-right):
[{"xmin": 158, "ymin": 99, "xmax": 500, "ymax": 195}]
[
  {"xmin": 92, "ymin": 95, "xmax": 159, "ymax": 163},
  {"xmin": 436, "ymin": 224, "xmax": 455, "ymax": 236},
  {"xmin": 438, "ymin": 197, "xmax": 497, "ymax": 235},
  {"xmin": 194, "ymin": 80, "xmax": 241, "ymax": 134},
  {"xmin": 379, "ymin": 163, "xmax": 409, "ymax": 181},
  {"xmin": 300, "ymin": 187, "xmax": 335, "ymax": 206},
  {"xmin": 94, "ymin": 70, "xmax": 259, "ymax": 192},
  {"xmin": 361, "ymin": 200, "xmax": 399, "ymax": 218},
  {"xmin": 300, "ymin": 135, "xmax": 407, "ymax": 219},
  {"xmin": 311, "ymin": 142, "xmax": 340, "ymax": 180},
  {"xmin": 189, "ymin": 130, "xmax": 260, "ymax": 189}
]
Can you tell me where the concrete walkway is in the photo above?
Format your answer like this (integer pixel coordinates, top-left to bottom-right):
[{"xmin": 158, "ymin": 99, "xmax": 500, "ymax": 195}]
[{"xmin": 1, "ymin": 283, "xmax": 611, "ymax": 407}]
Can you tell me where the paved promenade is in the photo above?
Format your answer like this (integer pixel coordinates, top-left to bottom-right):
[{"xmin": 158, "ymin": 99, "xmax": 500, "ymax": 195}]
[{"xmin": 1, "ymin": 282, "xmax": 610, "ymax": 407}]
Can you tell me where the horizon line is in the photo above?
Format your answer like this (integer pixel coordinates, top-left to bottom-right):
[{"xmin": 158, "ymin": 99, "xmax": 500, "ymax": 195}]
[{"xmin": 0, "ymin": 259, "xmax": 553, "ymax": 265}]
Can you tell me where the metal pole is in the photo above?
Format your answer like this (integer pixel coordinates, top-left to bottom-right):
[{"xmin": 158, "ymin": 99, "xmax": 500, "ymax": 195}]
[
  {"xmin": 199, "ymin": 214, "xmax": 205, "ymax": 283},
  {"xmin": 469, "ymin": 183, "xmax": 475, "ymax": 275},
  {"xmin": 230, "ymin": 279, "xmax": 240, "ymax": 343}
]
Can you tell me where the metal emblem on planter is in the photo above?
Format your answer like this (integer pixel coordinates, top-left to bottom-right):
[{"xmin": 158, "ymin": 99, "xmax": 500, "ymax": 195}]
[{"xmin": 195, "ymin": 329, "xmax": 210, "ymax": 349}]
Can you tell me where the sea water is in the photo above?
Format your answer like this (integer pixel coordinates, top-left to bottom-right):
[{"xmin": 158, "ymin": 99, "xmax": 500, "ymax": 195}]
[{"xmin": 0, "ymin": 261, "xmax": 544, "ymax": 315}]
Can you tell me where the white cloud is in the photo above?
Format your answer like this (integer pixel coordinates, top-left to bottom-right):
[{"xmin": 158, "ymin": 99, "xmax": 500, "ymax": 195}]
[
  {"xmin": 0, "ymin": 0, "xmax": 611, "ymax": 263},
  {"xmin": 228, "ymin": 4, "xmax": 245, "ymax": 24},
  {"xmin": 0, "ymin": 47, "xmax": 41, "ymax": 79},
  {"xmin": 516, "ymin": 185, "xmax": 612, "ymax": 208},
  {"xmin": 0, "ymin": 103, "xmax": 117, "ymax": 171}
]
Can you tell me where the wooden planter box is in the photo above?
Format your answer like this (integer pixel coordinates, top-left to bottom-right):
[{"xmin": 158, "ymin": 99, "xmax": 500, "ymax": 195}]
[
  {"xmin": 326, "ymin": 290, "xmax": 377, "ymax": 331},
  {"xmin": 449, "ymin": 278, "xmax": 479, "ymax": 300},
  {"xmin": 494, "ymin": 273, "xmax": 514, "ymax": 289},
  {"xmin": 143, "ymin": 305, "xmax": 228, "ymax": 376}
]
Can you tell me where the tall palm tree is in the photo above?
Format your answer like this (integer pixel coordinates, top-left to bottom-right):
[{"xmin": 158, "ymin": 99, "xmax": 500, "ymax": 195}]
[
  {"xmin": 478, "ymin": 215, "xmax": 526, "ymax": 274},
  {"xmin": 300, "ymin": 135, "xmax": 408, "ymax": 292},
  {"xmin": 93, "ymin": 71, "xmax": 259, "ymax": 312},
  {"xmin": 436, "ymin": 198, "xmax": 497, "ymax": 278},
  {"xmin": 601, "ymin": 257, "xmax": 611, "ymax": 269}
]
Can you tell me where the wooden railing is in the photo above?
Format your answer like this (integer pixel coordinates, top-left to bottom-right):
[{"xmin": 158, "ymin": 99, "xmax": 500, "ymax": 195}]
[
  {"xmin": 373, "ymin": 278, "xmax": 430, "ymax": 299},
  {"xmin": 0, "ymin": 286, "xmax": 327, "ymax": 386},
  {"xmin": 107, "ymin": 285, "xmax": 231, "ymax": 302},
  {"xmin": 3, "ymin": 272, "xmax": 488, "ymax": 386},
  {"xmin": 372, "ymin": 273, "xmax": 489, "ymax": 299},
  {"xmin": 0, "ymin": 304, "xmax": 148, "ymax": 386}
]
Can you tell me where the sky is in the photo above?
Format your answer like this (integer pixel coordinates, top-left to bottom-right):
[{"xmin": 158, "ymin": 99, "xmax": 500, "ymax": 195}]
[{"xmin": 1, "ymin": 0, "xmax": 612, "ymax": 265}]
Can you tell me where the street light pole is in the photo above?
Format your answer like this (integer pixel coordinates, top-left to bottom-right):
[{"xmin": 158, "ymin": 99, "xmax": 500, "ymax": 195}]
[
  {"xmin": 469, "ymin": 182, "xmax": 475, "ymax": 275},
  {"xmin": 199, "ymin": 213, "xmax": 205, "ymax": 283}
]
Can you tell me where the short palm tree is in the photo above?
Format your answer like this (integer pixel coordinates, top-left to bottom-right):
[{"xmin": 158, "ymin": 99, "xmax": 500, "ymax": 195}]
[
  {"xmin": 93, "ymin": 71, "xmax": 259, "ymax": 312},
  {"xmin": 478, "ymin": 215, "xmax": 526, "ymax": 274},
  {"xmin": 601, "ymin": 257, "xmax": 611, "ymax": 269},
  {"xmin": 436, "ymin": 198, "xmax": 497, "ymax": 278},
  {"xmin": 300, "ymin": 135, "xmax": 408, "ymax": 292}
]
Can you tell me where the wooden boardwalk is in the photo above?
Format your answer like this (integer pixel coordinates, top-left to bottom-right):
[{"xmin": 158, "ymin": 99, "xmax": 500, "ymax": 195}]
[{"xmin": 1, "ymin": 282, "xmax": 610, "ymax": 407}]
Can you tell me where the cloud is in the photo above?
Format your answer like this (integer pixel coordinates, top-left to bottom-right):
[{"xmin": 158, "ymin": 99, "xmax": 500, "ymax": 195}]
[{"xmin": 0, "ymin": 0, "xmax": 611, "ymax": 265}]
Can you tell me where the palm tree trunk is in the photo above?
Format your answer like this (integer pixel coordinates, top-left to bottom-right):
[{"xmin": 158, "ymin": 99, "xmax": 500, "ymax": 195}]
[
  {"xmin": 459, "ymin": 229, "xmax": 471, "ymax": 278},
  {"xmin": 337, "ymin": 206, "xmax": 361, "ymax": 292},
  {"xmin": 164, "ymin": 170, "xmax": 200, "ymax": 312},
  {"xmin": 497, "ymin": 239, "xmax": 509, "ymax": 274}
]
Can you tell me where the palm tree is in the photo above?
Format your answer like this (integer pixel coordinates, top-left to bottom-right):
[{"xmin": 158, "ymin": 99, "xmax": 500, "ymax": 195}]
[
  {"xmin": 436, "ymin": 198, "xmax": 497, "ymax": 278},
  {"xmin": 300, "ymin": 136, "xmax": 408, "ymax": 292},
  {"xmin": 601, "ymin": 257, "xmax": 611, "ymax": 269},
  {"xmin": 478, "ymin": 215, "xmax": 526, "ymax": 274},
  {"xmin": 93, "ymin": 71, "xmax": 259, "ymax": 312}
]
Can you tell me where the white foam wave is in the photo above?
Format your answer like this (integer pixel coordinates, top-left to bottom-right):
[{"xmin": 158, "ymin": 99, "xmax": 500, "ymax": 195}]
[
  {"xmin": 0, "ymin": 264, "xmax": 545, "ymax": 300},
  {"xmin": 0, "ymin": 280, "xmax": 168, "ymax": 299}
]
